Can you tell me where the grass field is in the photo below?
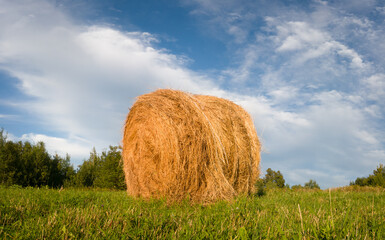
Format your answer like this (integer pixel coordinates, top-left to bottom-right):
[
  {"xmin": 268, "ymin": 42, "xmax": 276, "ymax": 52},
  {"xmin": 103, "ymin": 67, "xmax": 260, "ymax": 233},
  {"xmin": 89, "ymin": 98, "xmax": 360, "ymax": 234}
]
[{"xmin": 1, "ymin": 186, "xmax": 384, "ymax": 239}]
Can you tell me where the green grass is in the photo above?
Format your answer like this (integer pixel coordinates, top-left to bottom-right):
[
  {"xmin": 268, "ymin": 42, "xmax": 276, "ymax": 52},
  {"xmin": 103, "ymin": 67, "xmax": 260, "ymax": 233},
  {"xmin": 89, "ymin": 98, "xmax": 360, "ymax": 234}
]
[{"xmin": 1, "ymin": 186, "xmax": 384, "ymax": 239}]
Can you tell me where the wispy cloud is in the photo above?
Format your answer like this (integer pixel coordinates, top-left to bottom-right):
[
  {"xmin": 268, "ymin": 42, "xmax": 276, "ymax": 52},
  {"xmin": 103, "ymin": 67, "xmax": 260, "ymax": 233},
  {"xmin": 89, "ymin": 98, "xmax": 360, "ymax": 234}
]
[
  {"xmin": 362, "ymin": 74, "xmax": 385, "ymax": 103},
  {"xmin": 0, "ymin": 114, "xmax": 16, "ymax": 119},
  {"xmin": 186, "ymin": 0, "xmax": 385, "ymax": 187}
]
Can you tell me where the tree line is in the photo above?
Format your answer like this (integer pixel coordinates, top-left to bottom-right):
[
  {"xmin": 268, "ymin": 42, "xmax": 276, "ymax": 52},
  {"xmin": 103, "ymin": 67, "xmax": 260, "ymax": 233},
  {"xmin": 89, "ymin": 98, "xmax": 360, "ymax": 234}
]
[
  {"xmin": 1, "ymin": 129, "xmax": 384, "ymax": 190},
  {"xmin": 350, "ymin": 164, "xmax": 385, "ymax": 188},
  {"xmin": 0, "ymin": 129, "xmax": 125, "ymax": 189},
  {"xmin": 255, "ymin": 168, "xmax": 321, "ymax": 196},
  {"xmin": 256, "ymin": 164, "xmax": 385, "ymax": 194}
]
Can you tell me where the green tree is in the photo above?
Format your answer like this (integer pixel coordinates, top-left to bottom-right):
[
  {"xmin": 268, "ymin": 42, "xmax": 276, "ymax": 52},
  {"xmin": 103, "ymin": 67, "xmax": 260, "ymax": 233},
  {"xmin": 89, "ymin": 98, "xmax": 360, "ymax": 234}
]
[
  {"xmin": 351, "ymin": 164, "xmax": 385, "ymax": 187},
  {"xmin": 255, "ymin": 168, "xmax": 286, "ymax": 195},
  {"xmin": 75, "ymin": 146, "xmax": 125, "ymax": 189},
  {"xmin": 0, "ymin": 130, "xmax": 22, "ymax": 185},
  {"xmin": 0, "ymin": 129, "xmax": 74, "ymax": 187},
  {"xmin": 94, "ymin": 146, "xmax": 125, "ymax": 190},
  {"xmin": 304, "ymin": 179, "xmax": 320, "ymax": 189},
  {"xmin": 24, "ymin": 141, "xmax": 51, "ymax": 186},
  {"xmin": 372, "ymin": 164, "xmax": 385, "ymax": 187},
  {"xmin": 263, "ymin": 168, "xmax": 285, "ymax": 188},
  {"xmin": 75, "ymin": 148, "xmax": 100, "ymax": 187},
  {"xmin": 61, "ymin": 154, "xmax": 76, "ymax": 187},
  {"xmin": 49, "ymin": 154, "xmax": 76, "ymax": 188}
]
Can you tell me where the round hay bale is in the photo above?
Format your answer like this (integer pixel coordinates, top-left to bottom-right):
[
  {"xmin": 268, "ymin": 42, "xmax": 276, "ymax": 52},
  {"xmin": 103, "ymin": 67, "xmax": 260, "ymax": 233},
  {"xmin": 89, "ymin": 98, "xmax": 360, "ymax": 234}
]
[{"xmin": 122, "ymin": 89, "xmax": 261, "ymax": 203}]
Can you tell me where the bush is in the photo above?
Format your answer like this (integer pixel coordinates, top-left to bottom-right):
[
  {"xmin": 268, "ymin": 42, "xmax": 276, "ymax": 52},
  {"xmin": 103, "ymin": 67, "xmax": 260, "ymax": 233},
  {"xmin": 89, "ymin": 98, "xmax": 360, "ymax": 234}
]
[{"xmin": 254, "ymin": 179, "xmax": 266, "ymax": 197}]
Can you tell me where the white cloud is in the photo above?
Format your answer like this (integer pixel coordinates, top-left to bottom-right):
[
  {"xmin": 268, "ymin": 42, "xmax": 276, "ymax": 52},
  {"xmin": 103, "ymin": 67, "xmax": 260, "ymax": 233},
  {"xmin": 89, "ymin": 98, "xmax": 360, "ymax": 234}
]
[
  {"xmin": 184, "ymin": 0, "xmax": 385, "ymax": 187},
  {"xmin": 0, "ymin": 0, "xmax": 218, "ymax": 158},
  {"xmin": 354, "ymin": 130, "xmax": 379, "ymax": 145},
  {"xmin": 267, "ymin": 86, "xmax": 299, "ymax": 104},
  {"xmin": 19, "ymin": 133, "xmax": 91, "ymax": 164},
  {"xmin": 336, "ymin": 0, "xmax": 377, "ymax": 12},
  {"xmin": 257, "ymin": 90, "xmax": 382, "ymax": 187},
  {"xmin": 362, "ymin": 74, "xmax": 385, "ymax": 102},
  {"xmin": 336, "ymin": 44, "xmax": 366, "ymax": 69},
  {"xmin": 376, "ymin": 6, "xmax": 385, "ymax": 15},
  {"xmin": 275, "ymin": 21, "xmax": 327, "ymax": 52},
  {"xmin": 221, "ymin": 45, "xmax": 259, "ymax": 83},
  {"xmin": 183, "ymin": 0, "xmax": 259, "ymax": 44},
  {"xmin": 0, "ymin": 114, "xmax": 16, "ymax": 119},
  {"xmin": 271, "ymin": 20, "xmax": 369, "ymax": 71}
]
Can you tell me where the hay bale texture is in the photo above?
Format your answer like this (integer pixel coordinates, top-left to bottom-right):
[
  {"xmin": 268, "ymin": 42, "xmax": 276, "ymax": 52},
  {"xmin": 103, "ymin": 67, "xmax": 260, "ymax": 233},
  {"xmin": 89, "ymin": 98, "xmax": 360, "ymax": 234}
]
[{"xmin": 122, "ymin": 89, "xmax": 261, "ymax": 203}]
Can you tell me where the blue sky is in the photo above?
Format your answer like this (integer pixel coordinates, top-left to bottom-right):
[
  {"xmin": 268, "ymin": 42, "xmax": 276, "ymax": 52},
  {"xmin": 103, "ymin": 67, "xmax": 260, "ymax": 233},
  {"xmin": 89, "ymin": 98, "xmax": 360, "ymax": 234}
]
[{"xmin": 0, "ymin": 0, "xmax": 384, "ymax": 188}]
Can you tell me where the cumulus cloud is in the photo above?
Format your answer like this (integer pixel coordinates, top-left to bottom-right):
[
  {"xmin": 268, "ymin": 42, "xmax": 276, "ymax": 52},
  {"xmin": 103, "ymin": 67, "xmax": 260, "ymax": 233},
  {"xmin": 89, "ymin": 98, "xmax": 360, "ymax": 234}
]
[
  {"xmin": 0, "ymin": 0, "xmax": 219, "ymax": 165},
  {"xmin": 256, "ymin": 90, "xmax": 383, "ymax": 187}
]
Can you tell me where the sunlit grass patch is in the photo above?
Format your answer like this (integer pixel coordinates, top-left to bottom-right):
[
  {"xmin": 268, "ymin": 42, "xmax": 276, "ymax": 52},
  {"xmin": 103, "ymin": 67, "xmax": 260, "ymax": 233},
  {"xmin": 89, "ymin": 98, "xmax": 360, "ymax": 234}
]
[{"xmin": 1, "ymin": 186, "xmax": 384, "ymax": 239}]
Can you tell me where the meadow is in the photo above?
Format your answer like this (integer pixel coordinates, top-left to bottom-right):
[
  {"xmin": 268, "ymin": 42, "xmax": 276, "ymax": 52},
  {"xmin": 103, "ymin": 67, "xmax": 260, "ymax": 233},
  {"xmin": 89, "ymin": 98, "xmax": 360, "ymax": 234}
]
[{"xmin": 1, "ymin": 185, "xmax": 384, "ymax": 239}]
